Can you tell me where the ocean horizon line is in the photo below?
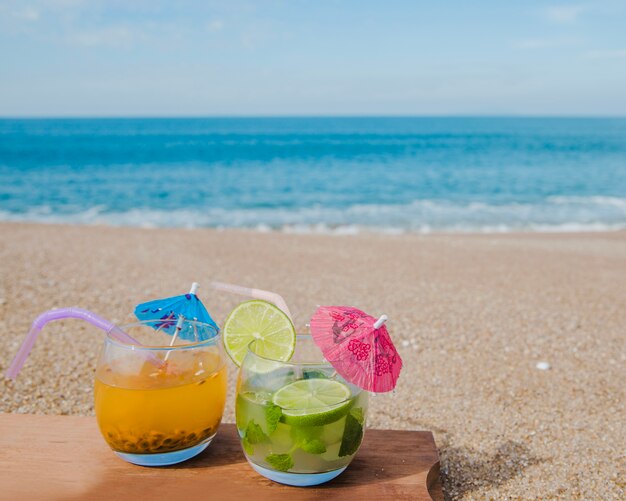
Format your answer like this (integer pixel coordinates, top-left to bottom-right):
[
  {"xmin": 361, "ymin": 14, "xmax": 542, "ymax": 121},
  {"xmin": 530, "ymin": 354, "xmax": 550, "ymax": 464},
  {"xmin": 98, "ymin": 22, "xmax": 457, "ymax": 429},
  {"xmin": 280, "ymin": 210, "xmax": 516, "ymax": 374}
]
[{"xmin": 2, "ymin": 114, "xmax": 626, "ymax": 120}]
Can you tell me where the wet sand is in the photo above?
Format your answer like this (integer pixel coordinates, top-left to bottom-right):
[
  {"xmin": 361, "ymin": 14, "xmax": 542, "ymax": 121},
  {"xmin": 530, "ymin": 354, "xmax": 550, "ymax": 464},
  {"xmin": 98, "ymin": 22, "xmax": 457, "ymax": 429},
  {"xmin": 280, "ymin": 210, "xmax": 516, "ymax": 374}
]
[{"xmin": 0, "ymin": 223, "xmax": 624, "ymax": 499}]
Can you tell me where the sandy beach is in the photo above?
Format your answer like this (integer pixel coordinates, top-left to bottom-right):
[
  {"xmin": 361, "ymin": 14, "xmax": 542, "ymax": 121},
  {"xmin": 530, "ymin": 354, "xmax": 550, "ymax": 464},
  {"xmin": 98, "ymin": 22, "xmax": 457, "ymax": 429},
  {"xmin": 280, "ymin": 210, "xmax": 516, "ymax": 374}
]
[{"xmin": 0, "ymin": 222, "xmax": 624, "ymax": 500}]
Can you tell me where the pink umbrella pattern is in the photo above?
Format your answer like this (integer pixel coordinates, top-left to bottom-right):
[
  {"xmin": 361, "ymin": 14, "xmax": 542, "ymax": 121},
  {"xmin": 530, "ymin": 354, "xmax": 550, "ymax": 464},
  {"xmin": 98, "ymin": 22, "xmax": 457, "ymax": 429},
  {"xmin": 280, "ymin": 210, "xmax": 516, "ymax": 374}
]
[{"xmin": 309, "ymin": 306, "xmax": 403, "ymax": 393}]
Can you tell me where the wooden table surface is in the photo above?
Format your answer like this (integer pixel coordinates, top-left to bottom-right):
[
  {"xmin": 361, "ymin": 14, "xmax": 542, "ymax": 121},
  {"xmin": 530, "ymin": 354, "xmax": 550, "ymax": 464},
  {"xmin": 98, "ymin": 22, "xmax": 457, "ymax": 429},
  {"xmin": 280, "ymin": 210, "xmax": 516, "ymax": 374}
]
[{"xmin": 0, "ymin": 413, "xmax": 442, "ymax": 501}]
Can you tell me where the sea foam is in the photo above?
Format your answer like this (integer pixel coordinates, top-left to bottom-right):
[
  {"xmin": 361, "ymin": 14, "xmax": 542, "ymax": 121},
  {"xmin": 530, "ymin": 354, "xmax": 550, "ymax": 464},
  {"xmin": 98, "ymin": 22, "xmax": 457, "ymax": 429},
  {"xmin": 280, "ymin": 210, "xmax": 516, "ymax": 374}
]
[{"xmin": 1, "ymin": 195, "xmax": 625, "ymax": 234}]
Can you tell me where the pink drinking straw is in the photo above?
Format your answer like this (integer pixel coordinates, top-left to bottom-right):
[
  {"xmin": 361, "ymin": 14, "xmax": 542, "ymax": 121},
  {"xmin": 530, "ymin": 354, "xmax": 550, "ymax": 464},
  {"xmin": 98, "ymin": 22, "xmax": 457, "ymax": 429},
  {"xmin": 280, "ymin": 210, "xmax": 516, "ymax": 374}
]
[
  {"xmin": 5, "ymin": 307, "xmax": 157, "ymax": 379},
  {"xmin": 211, "ymin": 281, "xmax": 293, "ymax": 321}
]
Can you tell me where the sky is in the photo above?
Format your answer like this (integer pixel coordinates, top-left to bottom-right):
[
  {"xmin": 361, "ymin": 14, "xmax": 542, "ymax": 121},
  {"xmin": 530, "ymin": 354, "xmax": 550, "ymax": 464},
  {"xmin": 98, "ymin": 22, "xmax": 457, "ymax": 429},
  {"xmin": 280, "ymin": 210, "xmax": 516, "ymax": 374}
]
[{"xmin": 0, "ymin": 0, "xmax": 625, "ymax": 117}]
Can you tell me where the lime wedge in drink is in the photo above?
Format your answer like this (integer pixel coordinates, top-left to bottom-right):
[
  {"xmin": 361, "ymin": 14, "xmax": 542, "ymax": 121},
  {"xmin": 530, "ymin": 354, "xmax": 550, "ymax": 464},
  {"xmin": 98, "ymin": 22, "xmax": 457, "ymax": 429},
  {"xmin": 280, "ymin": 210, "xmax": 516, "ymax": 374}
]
[
  {"xmin": 273, "ymin": 379, "xmax": 353, "ymax": 426},
  {"xmin": 223, "ymin": 300, "xmax": 296, "ymax": 367}
]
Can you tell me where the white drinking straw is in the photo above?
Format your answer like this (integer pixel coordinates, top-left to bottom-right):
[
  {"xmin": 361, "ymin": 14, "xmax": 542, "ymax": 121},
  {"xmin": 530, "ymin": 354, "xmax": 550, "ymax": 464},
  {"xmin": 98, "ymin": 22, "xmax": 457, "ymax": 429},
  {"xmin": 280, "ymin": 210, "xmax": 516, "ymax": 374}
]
[{"xmin": 211, "ymin": 281, "xmax": 293, "ymax": 321}]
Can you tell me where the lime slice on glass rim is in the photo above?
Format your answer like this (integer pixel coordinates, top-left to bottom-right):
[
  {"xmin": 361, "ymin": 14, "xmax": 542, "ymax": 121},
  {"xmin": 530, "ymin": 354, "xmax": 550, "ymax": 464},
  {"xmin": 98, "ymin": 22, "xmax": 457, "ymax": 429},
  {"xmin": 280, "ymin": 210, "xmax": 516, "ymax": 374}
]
[
  {"xmin": 222, "ymin": 300, "xmax": 296, "ymax": 367},
  {"xmin": 273, "ymin": 378, "xmax": 353, "ymax": 426}
]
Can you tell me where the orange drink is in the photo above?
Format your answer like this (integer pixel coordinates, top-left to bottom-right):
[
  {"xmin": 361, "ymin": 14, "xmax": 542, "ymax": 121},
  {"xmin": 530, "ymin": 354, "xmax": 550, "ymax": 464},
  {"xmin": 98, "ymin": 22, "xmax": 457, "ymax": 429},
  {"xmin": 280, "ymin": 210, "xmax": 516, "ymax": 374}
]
[
  {"xmin": 95, "ymin": 352, "xmax": 226, "ymax": 454},
  {"xmin": 94, "ymin": 320, "xmax": 227, "ymax": 466}
]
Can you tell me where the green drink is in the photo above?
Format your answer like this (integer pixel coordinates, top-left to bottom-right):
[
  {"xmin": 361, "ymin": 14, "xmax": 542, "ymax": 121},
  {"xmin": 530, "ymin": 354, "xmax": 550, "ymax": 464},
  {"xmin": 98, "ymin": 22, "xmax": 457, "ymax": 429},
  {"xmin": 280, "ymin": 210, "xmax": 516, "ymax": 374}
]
[
  {"xmin": 236, "ymin": 383, "xmax": 368, "ymax": 474},
  {"xmin": 235, "ymin": 337, "xmax": 369, "ymax": 486}
]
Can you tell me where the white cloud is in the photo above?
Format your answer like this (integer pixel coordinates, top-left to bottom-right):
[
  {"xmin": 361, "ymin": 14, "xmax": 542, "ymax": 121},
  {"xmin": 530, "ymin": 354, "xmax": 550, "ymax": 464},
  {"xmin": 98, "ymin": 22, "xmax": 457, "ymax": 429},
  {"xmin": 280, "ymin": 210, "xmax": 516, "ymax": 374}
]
[
  {"xmin": 584, "ymin": 48, "xmax": 626, "ymax": 59},
  {"xmin": 544, "ymin": 4, "xmax": 586, "ymax": 23},
  {"xmin": 68, "ymin": 25, "xmax": 137, "ymax": 48},
  {"xmin": 207, "ymin": 19, "xmax": 223, "ymax": 32},
  {"xmin": 13, "ymin": 7, "xmax": 40, "ymax": 21}
]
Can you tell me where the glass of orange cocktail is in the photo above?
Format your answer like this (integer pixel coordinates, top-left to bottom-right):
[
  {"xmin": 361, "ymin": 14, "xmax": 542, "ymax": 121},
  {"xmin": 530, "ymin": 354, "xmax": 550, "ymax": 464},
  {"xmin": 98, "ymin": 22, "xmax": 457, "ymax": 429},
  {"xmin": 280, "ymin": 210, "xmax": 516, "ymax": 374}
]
[{"xmin": 94, "ymin": 319, "xmax": 227, "ymax": 466}]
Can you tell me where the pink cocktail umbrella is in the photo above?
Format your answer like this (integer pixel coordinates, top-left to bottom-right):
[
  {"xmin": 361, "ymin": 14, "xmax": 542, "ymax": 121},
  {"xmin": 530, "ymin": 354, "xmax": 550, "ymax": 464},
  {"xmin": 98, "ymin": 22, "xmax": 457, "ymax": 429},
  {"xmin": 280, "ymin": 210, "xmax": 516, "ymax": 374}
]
[{"xmin": 309, "ymin": 306, "xmax": 403, "ymax": 393}]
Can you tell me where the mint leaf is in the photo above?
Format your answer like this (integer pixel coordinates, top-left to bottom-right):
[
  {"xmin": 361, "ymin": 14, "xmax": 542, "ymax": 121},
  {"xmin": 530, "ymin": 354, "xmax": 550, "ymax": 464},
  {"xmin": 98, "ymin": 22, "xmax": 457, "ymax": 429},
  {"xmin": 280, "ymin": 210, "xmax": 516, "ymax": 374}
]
[
  {"xmin": 289, "ymin": 426, "xmax": 326, "ymax": 454},
  {"xmin": 303, "ymin": 369, "xmax": 328, "ymax": 379},
  {"xmin": 242, "ymin": 436, "xmax": 254, "ymax": 455},
  {"xmin": 300, "ymin": 438, "xmax": 326, "ymax": 454},
  {"xmin": 265, "ymin": 403, "xmax": 282, "ymax": 435},
  {"xmin": 339, "ymin": 412, "xmax": 364, "ymax": 457},
  {"xmin": 350, "ymin": 407, "xmax": 365, "ymax": 425},
  {"xmin": 266, "ymin": 453, "xmax": 294, "ymax": 472},
  {"xmin": 290, "ymin": 425, "xmax": 322, "ymax": 443},
  {"xmin": 245, "ymin": 421, "xmax": 269, "ymax": 444}
]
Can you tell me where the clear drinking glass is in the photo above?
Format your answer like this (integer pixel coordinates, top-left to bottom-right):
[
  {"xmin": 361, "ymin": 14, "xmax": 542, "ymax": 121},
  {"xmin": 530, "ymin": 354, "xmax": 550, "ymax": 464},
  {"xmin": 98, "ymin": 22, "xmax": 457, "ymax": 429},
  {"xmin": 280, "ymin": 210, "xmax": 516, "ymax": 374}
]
[
  {"xmin": 236, "ymin": 335, "xmax": 369, "ymax": 486},
  {"xmin": 94, "ymin": 319, "xmax": 227, "ymax": 466}
]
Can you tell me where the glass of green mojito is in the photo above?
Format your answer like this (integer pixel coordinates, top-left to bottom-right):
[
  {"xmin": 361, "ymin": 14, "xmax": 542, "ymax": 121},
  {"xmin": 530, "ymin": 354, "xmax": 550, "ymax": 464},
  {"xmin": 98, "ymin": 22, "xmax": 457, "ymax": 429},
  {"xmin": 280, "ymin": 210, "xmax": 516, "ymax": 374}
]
[{"xmin": 235, "ymin": 335, "xmax": 368, "ymax": 486}]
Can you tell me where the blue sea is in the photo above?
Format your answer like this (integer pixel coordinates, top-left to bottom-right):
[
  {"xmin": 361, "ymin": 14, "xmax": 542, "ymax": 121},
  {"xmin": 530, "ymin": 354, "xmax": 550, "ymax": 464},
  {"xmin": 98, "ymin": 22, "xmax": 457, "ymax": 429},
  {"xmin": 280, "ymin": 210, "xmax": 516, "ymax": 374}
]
[{"xmin": 1, "ymin": 117, "xmax": 625, "ymax": 233}]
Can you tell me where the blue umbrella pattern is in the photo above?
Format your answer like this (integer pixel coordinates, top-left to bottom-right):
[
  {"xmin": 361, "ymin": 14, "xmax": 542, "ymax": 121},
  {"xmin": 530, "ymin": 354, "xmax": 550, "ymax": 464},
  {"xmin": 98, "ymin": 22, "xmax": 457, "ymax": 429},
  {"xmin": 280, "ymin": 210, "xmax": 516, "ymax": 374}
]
[{"xmin": 134, "ymin": 283, "xmax": 219, "ymax": 347}]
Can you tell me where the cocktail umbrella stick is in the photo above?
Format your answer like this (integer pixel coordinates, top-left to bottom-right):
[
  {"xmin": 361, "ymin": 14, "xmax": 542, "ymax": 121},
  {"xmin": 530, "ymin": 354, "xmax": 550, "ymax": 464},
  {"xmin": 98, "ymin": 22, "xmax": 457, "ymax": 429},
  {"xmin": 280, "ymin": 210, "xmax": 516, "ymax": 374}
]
[
  {"xmin": 330, "ymin": 314, "xmax": 388, "ymax": 379},
  {"xmin": 164, "ymin": 282, "xmax": 199, "ymax": 362},
  {"xmin": 373, "ymin": 315, "xmax": 388, "ymax": 329}
]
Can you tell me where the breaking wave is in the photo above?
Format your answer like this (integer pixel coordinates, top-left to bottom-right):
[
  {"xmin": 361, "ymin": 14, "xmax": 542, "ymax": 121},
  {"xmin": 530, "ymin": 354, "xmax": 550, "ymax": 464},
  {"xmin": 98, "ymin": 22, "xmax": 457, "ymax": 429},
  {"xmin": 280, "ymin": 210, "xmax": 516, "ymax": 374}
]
[{"xmin": 2, "ymin": 196, "xmax": 625, "ymax": 234}]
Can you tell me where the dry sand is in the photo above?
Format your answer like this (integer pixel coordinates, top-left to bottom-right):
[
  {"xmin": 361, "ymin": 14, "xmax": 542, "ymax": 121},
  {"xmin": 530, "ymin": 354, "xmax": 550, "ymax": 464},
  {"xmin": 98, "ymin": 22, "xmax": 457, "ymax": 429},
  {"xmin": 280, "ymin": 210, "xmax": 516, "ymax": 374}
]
[{"xmin": 0, "ymin": 222, "xmax": 624, "ymax": 500}]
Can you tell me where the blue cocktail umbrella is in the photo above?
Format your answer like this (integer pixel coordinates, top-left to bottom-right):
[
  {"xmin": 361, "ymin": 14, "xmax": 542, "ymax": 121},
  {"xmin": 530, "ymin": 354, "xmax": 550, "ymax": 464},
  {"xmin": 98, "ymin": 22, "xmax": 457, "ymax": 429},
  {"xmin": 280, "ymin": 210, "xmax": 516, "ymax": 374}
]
[{"xmin": 134, "ymin": 283, "xmax": 218, "ymax": 343}]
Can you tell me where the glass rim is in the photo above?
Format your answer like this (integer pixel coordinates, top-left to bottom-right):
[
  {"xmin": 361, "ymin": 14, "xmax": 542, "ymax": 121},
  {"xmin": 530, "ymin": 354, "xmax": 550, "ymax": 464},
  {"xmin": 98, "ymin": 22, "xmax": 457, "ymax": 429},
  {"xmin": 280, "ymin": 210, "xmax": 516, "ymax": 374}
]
[
  {"xmin": 242, "ymin": 336, "xmax": 363, "ymax": 408},
  {"xmin": 246, "ymin": 334, "xmax": 331, "ymax": 368},
  {"xmin": 105, "ymin": 319, "xmax": 221, "ymax": 351},
  {"xmin": 266, "ymin": 396, "xmax": 355, "ymax": 412}
]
